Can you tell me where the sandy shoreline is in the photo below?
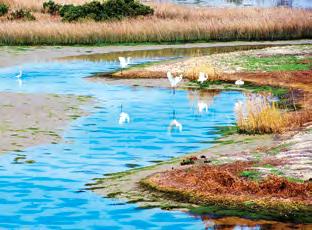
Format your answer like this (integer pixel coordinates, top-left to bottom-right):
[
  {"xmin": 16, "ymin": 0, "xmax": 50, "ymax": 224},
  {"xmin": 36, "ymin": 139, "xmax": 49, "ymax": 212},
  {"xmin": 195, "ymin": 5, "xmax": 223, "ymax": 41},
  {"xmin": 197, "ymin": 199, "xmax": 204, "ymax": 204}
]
[
  {"xmin": 0, "ymin": 92, "xmax": 92, "ymax": 154},
  {"xmin": 1, "ymin": 40, "xmax": 312, "ymax": 68}
]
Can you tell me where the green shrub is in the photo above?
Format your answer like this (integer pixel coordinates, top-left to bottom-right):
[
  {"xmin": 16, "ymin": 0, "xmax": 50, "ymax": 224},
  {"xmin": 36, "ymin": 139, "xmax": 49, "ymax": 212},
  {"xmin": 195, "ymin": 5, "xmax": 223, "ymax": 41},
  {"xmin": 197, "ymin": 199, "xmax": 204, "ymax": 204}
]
[
  {"xmin": 0, "ymin": 3, "xmax": 9, "ymax": 17},
  {"xmin": 43, "ymin": 0, "xmax": 154, "ymax": 22},
  {"xmin": 43, "ymin": 0, "xmax": 61, "ymax": 15},
  {"xmin": 8, "ymin": 9, "xmax": 36, "ymax": 21},
  {"xmin": 61, "ymin": 5, "xmax": 85, "ymax": 22}
]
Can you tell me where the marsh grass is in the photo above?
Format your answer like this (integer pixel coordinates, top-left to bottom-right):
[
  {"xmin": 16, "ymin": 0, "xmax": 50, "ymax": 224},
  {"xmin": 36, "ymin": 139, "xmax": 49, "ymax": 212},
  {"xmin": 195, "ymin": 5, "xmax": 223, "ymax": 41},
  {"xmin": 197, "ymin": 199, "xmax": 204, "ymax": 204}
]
[
  {"xmin": 0, "ymin": 0, "xmax": 88, "ymax": 11},
  {"xmin": 186, "ymin": 64, "xmax": 220, "ymax": 81},
  {"xmin": 235, "ymin": 95, "xmax": 289, "ymax": 134},
  {"xmin": 239, "ymin": 55, "xmax": 312, "ymax": 72},
  {"xmin": 235, "ymin": 93, "xmax": 312, "ymax": 134},
  {"xmin": 0, "ymin": 2, "xmax": 311, "ymax": 45}
]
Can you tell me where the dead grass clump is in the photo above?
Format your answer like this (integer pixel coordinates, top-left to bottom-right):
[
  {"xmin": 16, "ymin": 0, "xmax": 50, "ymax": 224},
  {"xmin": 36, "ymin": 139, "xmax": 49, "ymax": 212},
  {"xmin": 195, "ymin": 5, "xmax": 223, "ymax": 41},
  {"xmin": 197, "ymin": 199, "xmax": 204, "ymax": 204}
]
[
  {"xmin": 185, "ymin": 65, "xmax": 220, "ymax": 81},
  {"xmin": 144, "ymin": 161, "xmax": 312, "ymax": 205},
  {"xmin": 235, "ymin": 95, "xmax": 288, "ymax": 134}
]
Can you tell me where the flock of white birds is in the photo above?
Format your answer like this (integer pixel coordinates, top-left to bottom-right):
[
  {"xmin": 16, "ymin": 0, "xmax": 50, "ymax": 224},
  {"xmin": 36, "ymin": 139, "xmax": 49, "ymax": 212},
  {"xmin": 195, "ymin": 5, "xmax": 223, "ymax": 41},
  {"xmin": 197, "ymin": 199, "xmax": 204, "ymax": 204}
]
[{"xmin": 13, "ymin": 57, "xmax": 245, "ymax": 132}]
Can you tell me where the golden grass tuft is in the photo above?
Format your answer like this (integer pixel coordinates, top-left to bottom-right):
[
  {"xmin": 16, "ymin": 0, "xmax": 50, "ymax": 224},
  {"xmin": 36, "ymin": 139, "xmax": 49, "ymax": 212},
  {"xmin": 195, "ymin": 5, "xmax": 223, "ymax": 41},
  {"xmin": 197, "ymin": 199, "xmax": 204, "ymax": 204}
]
[
  {"xmin": 185, "ymin": 64, "xmax": 220, "ymax": 81},
  {"xmin": 235, "ymin": 95, "xmax": 289, "ymax": 134},
  {"xmin": 0, "ymin": 3, "xmax": 311, "ymax": 45}
]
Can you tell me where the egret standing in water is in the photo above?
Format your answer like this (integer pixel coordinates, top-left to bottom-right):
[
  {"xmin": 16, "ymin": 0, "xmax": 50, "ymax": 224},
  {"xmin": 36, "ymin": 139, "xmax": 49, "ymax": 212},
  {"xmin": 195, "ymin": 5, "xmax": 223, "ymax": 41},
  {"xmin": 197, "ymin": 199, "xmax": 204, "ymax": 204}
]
[
  {"xmin": 118, "ymin": 57, "xmax": 131, "ymax": 75},
  {"xmin": 167, "ymin": 71, "xmax": 183, "ymax": 94},
  {"xmin": 16, "ymin": 68, "xmax": 23, "ymax": 88},
  {"xmin": 16, "ymin": 69, "xmax": 22, "ymax": 79},
  {"xmin": 235, "ymin": 79, "xmax": 244, "ymax": 86},
  {"xmin": 118, "ymin": 105, "xmax": 130, "ymax": 125},
  {"xmin": 198, "ymin": 72, "xmax": 208, "ymax": 84}
]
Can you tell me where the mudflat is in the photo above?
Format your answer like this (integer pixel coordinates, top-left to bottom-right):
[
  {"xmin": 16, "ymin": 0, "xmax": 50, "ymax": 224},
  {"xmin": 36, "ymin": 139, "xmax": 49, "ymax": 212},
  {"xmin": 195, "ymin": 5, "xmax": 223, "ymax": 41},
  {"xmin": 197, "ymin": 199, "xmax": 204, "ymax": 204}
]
[{"xmin": 0, "ymin": 92, "xmax": 92, "ymax": 154}]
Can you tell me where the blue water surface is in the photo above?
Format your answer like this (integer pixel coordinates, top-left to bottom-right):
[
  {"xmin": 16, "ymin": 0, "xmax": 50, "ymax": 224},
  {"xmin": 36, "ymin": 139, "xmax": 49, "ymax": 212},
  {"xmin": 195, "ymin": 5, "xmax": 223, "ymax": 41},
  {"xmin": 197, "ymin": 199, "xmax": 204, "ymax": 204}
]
[{"xmin": 0, "ymin": 55, "xmax": 245, "ymax": 229}]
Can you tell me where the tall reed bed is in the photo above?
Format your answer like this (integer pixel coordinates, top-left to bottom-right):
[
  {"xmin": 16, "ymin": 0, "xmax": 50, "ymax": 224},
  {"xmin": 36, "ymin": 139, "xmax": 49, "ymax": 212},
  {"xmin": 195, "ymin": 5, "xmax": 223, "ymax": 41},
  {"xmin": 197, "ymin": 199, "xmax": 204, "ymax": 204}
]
[
  {"xmin": 0, "ymin": 0, "xmax": 88, "ymax": 11},
  {"xmin": 0, "ymin": 3, "xmax": 311, "ymax": 45}
]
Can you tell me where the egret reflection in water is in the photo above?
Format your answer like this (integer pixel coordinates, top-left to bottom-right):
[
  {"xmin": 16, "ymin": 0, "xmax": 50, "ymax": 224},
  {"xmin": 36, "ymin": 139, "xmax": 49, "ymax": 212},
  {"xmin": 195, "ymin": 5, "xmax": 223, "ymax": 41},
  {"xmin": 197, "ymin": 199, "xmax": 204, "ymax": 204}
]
[
  {"xmin": 17, "ymin": 78, "xmax": 23, "ymax": 88},
  {"xmin": 168, "ymin": 110, "xmax": 183, "ymax": 133},
  {"xmin": 118, "ymin": 105, "xmax": 130, "ymax": 125},
  {"xmin": 187, "ymin": 89, "xmax": 220, "ymax": 115}
]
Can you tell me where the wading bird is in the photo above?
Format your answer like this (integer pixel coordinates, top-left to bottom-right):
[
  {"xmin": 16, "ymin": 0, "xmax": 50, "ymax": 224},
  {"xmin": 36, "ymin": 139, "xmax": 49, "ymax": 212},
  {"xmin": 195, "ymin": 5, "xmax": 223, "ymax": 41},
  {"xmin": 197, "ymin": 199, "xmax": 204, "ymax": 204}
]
[
  {"xmin": 15, "ymin": 68, "xmax": 23, "ymax": 88},
  {"xmin": 118, "ymin": 57, "xmax": 131, "ymax": 74},
  {"xmin": 235, "ymin": 79, "xmax": 244, "ymax": 86},
  {"xmin": 118, "ymin": 105, "xmax": 130, "ymax": 125},
  {"xmin": 167, "ymin": 72, "xmax": 183, "ymax": 94},
  {"xmin": 198, "ymin": 72, "xmax": 208, "ymax": 84},
  {"xmin": 16, "ymin": 69, "xmax": 22, "ymax": 79}
]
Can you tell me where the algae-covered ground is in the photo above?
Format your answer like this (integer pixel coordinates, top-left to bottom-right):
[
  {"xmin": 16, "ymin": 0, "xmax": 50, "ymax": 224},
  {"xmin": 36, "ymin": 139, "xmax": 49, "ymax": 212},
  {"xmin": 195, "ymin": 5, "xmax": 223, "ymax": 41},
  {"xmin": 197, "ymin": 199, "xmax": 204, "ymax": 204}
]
[{"xmin": 0, "ymin": 92, "xmax": 92, "ymax": 154}]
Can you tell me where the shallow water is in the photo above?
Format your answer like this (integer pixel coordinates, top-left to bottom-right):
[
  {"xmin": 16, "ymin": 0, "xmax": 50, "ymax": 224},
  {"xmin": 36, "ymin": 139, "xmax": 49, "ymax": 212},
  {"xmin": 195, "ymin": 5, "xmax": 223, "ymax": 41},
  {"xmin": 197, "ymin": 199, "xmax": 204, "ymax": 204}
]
[
  {"xmin": 0, "ymin": 47, "xmax": 308, "ymax": 229},
  {"xmin": 165, "ymin": 0, "xmax": 312, "ymax": 8}
]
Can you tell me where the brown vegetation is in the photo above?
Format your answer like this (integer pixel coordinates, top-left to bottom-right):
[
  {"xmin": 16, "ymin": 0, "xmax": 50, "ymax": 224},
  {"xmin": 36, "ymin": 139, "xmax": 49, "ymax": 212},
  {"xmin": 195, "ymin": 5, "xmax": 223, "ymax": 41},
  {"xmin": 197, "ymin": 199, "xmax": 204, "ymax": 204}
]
[
  {"xmin": 0, "ymin": 2, "xmax": 311, "ymax": 44},
  {"xmin": 143, "ymin": 161, "xmax": 312, "ymax": 212}
]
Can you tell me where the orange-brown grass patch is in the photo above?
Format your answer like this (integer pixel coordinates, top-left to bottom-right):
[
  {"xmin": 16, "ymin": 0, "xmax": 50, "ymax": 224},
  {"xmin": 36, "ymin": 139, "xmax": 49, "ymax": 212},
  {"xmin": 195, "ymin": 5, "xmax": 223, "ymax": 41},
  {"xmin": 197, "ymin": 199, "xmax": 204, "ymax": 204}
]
[
  {"xmin": 99, "ymin": 70, "xmax": 165, "ymax": 79},
  {"xmin": 142, "ymin": 161, "xmax": 312, "ymax": 213},
  {"xmin": 223, "ymin": 70, "xmax": 312, "ymax": 94}
]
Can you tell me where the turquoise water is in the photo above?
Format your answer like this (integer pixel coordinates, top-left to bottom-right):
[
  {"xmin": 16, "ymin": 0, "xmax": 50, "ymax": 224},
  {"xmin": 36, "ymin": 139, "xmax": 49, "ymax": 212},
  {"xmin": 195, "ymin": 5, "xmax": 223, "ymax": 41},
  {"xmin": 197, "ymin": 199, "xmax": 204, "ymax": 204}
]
[{"xmin": 0, "ymin": 54, "xmax": 248, "ymax": 229}]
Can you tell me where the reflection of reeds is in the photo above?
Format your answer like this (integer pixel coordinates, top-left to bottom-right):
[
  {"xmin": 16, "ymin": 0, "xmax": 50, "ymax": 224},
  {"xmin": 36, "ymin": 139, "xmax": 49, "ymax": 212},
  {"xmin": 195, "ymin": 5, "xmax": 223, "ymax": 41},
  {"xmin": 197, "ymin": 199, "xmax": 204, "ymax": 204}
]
[
  {"xmin": 187, "ymin": 89, "xmax": 220, "ymax": 111},
  {"xmin": 235, "ymin": 94, "xmax": 312, "ymax": 134},
  {"xmin": 0, "ymin": 3, "xmax": 311, "ymax": 45}
]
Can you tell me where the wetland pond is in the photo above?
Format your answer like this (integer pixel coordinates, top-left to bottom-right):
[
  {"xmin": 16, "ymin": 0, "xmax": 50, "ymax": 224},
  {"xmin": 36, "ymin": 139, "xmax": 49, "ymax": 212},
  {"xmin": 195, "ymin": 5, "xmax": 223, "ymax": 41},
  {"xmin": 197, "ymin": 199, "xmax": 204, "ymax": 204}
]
[{"xmin": 0, "ymin": 45, "xmax": 309, "ymax": 229}]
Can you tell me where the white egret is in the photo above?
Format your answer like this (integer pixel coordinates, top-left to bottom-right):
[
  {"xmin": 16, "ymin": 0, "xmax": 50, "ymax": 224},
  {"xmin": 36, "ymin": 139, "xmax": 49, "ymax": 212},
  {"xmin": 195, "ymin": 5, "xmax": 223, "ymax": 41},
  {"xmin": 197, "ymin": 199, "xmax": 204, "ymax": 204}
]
[
  {"xmin": 197, "ymin": 72, "xmax": 208, "ymax": 84},
  {"xmin": 118, "ymin": 57, "xmax": 131, "ymax": 74},
  {"xmin": 235, "ymin": 79, "xmax": 244, "ymax": 86},
  {"xmin": 197, "ymin": 101, "xmax": 208, "ymax": 113},
  {"xmin": 167, "ymin": 71, "xmax": 183, "ymax": 94},
  {"xmin": 16, "ymin": 69, "xmax": 22, "ymax": 79}
]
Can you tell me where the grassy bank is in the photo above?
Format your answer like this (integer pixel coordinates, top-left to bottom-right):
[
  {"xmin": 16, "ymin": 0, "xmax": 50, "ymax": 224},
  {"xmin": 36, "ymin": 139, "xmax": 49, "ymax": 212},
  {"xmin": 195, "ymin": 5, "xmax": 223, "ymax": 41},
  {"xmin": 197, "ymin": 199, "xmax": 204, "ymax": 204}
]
[{"xmin": 0, "ymin": 1, "xmax": 311, "ymax": 45}]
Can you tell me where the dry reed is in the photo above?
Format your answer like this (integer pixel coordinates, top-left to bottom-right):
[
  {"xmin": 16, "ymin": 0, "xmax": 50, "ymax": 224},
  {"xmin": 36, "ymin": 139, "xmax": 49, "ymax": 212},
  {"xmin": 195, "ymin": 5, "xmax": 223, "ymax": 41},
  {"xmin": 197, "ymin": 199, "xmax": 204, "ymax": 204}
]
[
  {"xmin": 0, "ymin": 0, "xmax": 88, "ymax": 11},
  {"xmin": 185, "ymin": 64, "xmax": 220, "ymax": 81},
  {"xmin": 0, "ymin": 3, "xmax": 311, "ymax": 45},
  {"xmin": 235, "ymin": 95, "xmax": 289, "ymax": 134}
]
